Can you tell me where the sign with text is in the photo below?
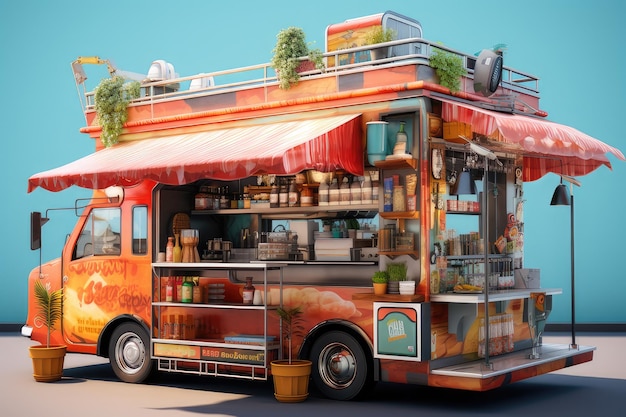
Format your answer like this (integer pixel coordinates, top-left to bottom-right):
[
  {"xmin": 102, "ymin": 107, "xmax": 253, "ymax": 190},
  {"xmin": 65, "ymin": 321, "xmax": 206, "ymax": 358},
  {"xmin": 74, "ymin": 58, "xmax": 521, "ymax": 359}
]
[{"xmin": 373, "ymin": 303, "xmax": 422, "ymax": 361}]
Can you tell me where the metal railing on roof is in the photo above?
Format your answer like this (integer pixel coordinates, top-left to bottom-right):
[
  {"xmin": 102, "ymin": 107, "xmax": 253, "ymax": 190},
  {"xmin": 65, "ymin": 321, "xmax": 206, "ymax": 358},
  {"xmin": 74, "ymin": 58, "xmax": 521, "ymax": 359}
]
[{"xmin": 81, "ymin": 38, "xmax": 540, "ymax": 114}]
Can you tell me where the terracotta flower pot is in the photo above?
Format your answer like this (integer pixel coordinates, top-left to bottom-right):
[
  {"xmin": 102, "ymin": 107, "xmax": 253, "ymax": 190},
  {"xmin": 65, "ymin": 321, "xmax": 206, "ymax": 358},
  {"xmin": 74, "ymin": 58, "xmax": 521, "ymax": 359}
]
[
  {"xmin": 29, "ymin": 345, "xmax": 67, "ymax": 382},
  {"xmin": 373, "ymin": 282, "xmax": 388, "ymax": 295}
]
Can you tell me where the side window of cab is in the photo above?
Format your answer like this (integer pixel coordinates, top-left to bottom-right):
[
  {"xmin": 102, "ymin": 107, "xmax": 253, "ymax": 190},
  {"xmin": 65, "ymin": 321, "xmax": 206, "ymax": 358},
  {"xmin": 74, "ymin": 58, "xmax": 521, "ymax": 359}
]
[
  {"xmin": 73, "ymin": 208, "xmax": 121, "ymax": 260},
  {"xmin": 132, "ymin": 205, "xmax": 148, "ymax": 255}
]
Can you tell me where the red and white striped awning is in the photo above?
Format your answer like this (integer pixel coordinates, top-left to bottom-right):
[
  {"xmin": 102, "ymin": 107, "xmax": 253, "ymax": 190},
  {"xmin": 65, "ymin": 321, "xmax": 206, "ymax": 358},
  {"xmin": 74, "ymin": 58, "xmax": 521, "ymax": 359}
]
[
  {"xmin": 28, "ymin": 114, "xmax": 362, "ymax": 192},
  {"xmin": 439, "ymin": 98, "xmax": 624, "ymax": 181}
]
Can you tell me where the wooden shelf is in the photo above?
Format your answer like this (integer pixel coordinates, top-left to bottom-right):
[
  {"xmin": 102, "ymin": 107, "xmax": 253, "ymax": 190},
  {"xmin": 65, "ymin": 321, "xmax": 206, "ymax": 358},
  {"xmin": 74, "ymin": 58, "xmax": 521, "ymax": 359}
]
[
  {"xmin": 352, "ymin": 292, "xmax": 425, "ymax": 303},
  {"xmin": 374, "ymin": 158, "xmax": 418, "ymax": 170},
  {"xmin": 379, "ymin": 250, "xmax": 418, "ymax": 258},
  {"xmin": 379, "ymin": 211, "xmax": 420, "ymax": 219}
]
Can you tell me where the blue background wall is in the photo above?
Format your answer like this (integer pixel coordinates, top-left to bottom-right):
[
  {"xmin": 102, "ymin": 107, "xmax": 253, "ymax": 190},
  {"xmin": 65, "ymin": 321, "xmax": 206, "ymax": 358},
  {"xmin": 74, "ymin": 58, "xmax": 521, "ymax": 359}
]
[{"xmin": 1, "ymin": 0, "xmax": 624, "ymax": 325}]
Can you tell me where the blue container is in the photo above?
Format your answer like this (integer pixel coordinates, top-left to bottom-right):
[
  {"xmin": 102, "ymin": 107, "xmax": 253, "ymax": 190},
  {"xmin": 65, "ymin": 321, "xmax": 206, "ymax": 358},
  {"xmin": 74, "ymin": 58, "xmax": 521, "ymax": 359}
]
[{"xmin": 366, "ymin": 121, "xmax": 389, "ymax": 165}]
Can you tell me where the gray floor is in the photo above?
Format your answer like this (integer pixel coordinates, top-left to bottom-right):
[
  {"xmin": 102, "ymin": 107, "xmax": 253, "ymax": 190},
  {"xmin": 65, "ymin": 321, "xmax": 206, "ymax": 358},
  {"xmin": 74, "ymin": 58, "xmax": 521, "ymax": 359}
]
[{"xmin": 2, "ymin": 332, "xmax": 624, "ymax": 417}]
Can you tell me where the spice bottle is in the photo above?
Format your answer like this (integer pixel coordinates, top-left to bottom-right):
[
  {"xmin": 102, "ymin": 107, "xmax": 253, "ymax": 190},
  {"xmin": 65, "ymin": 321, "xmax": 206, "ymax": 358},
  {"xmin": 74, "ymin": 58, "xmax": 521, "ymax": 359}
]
[
  {"xmin": 242, "ymin": 277, "xmax": 255, "ymax": 305},
  {"xmin": 350, "ymin": 176, "xmax": 362, "ymax": 205},
  {"xmin": 165, "ymin": 237, "xmax": 174, "ymax": 262},
  {"xmin": 329, "ymin": 178, "xmax": 340, "ymax": 205},
  {"xmin": 288, "ymin": 178, "xmax": 299, "ymax": 207},
  {"xmin": 279, "ymin": 178, "xmax": 289, "ymax": 208},
  {"xmin": 270, "ymin": 181, "xmax": 279, "ymax": 208},
  {"xmin": 318, "ymin": 178, "xmax": 329, "ymax": 206},
  {"xmin": 362, "ymin": 174, "xmax": 373, "ymax": 204},
  {"xmin": 340, "ymin": 177, "xmax": 351, "ymax": 205},
  {"xmin": 165, "ymin": 277, "xmax": 174, "ymax": 302}
]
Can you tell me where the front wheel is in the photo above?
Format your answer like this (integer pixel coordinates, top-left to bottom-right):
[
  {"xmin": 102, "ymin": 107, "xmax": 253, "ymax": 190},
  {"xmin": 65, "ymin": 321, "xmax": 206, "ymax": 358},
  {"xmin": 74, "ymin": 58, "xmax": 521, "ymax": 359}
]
[
  {"xmin": 108, "ymin": 322, "xmax": 153, "ymax": 383},
  {"xmin": 309, "ymin": 330, "xmax": 373, "ymax": 400}
]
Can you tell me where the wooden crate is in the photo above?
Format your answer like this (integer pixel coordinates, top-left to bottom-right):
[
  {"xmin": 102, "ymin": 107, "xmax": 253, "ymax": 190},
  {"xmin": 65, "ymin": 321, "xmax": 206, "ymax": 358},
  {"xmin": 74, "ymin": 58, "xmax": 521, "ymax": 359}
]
[{"xmin": 443, "ymin": 122, "xmax": 472, "ymax": 142}]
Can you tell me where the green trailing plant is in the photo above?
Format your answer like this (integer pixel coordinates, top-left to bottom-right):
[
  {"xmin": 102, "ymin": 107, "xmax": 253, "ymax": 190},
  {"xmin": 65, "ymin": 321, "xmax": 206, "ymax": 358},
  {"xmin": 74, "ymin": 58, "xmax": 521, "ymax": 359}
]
[
  {"xmin": 34, "ymin": 280, "xmax": 63, "ymax": 348},
  {"xmin": 429, "ymin": 47, "xmax": 467, "ymax": 92},
  {"xmin": 94, "ymin": 76, "xmax": 141, "ymax": 147},
  {"xmin": 364, "ymin": 26, "xmax": 396, "ymax": 45},
  {"xmin": 372, "ymin": 271, "xmax": 390, "ymax": 284},
  {"xmin": 271, "ymin": 27, "xmax": 325, "ymax": 90},
  {"xmin": 276, "ymin": 305, "xmax": 304, "ymax": 363},
  {"xmin": 387, "ymin": 262, "xmax": 407, "ymax": 282}
]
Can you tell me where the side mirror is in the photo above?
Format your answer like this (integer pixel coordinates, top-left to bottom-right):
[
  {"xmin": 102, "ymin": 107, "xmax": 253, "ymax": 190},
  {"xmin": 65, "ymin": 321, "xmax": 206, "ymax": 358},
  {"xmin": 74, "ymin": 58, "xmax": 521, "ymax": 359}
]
[{"xmin": 30, "ymin": 212, "xmax": 48, "ymax": 250}]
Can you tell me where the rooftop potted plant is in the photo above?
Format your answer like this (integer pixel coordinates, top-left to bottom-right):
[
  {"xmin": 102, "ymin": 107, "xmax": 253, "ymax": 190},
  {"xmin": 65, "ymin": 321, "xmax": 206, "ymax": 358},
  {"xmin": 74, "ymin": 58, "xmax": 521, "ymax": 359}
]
[
  {"xmin": 429, "ymin": 47, "xmax": 467, "ymax": 93},
  {"xmin": 270, "ymin": 305, "xmax": 312, "ymax": 402},
  {"xmin": 94, "ymin": 76, "xmax": 141, "ymax": 147},
  {"xmin": 28, "ymin": 280, "xmax": 66, "ymax": 382},
  {"xmin": 364, "ymin": 26, "xmax": 396, "ymax": 61},
  {"xmin": 271, "ymin": 26, "xmax": 325, "ymax": 90},
  {"xmin": 372, "ymin": 270, "xmax": 389, "ymax": 295}
]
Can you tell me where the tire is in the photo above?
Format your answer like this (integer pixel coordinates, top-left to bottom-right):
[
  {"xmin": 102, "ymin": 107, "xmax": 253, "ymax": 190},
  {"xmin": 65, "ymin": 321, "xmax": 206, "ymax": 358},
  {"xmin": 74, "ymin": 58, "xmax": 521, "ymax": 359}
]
[
  {"xmin": 309, "ymin": 330, "xmax": 372, "ymax": 401},
  {"xmin": 108, "ymin": 322, "xmax": 153, "ymax": 383}
]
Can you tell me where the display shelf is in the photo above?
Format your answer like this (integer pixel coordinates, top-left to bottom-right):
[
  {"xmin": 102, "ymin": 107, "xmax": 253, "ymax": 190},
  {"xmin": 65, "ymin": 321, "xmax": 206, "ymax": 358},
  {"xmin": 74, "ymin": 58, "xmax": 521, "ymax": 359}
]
[
  {"xmin": 152, "ymin": 262, "xmax": 285, "ymax": 381},
  {"xmin": 379, "ymin": 211, "xmax": 420, "ymax": 220},
  {"xmin": 374, "ymin": 158, "xmax": 418, "ymax": 170},
  {"xmin": 152, "ymin": 301, "xmax": 279, "ymax": 310},
  {"xmin": 430, "ymin": 288, "xmax": 562, "ymax": 304},
  {"xmin": 352, "ymin": 292, "xmax": 425, "ymax": 303},
  {"xmin": 191, "ymin": 203, "xmax": 378, "ymax": 217},
  {"xmin": 378, "ymin": 250, "xmax": 419, "ymax": 258}
]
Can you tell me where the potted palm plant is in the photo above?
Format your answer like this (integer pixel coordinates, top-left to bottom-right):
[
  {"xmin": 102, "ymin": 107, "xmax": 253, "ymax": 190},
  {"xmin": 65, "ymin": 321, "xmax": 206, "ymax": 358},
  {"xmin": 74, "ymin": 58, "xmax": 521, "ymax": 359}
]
[
  {"xmin": 271, "ymin": 27, "xmax": 325, "ymax": 90},
  {"xmin": 28, "ymin": 280, "xmax": 66, "ymax": 382},
  {"xmin": 270, "ymin": 306, "xmax": 312, "ymax": 402},
  {"xmin": 372, "ymin": 270, "xmax": 389, "ymax": 295},
  {"xmin": 365, "ymin": 26, "xmax": 396, "ymax": 60}
]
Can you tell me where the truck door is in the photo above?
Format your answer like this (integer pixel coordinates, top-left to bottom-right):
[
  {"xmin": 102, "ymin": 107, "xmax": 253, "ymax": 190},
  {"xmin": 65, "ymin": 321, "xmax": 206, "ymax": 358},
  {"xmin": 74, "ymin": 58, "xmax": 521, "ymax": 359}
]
[{"xmin": 62, "ymin": 206, "xmax": 150, "ymax": 346}]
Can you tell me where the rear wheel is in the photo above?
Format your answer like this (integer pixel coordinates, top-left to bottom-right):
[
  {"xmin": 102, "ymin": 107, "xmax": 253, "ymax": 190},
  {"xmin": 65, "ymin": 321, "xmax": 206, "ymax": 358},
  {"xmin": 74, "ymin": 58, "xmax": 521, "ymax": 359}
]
[
  {"xmin": 309, "ymin": 330, "xmax": 373, "ymax": 400},
  {"xmin": 108, "ymin": 322, "xmax": 153, "ymax": 383}
]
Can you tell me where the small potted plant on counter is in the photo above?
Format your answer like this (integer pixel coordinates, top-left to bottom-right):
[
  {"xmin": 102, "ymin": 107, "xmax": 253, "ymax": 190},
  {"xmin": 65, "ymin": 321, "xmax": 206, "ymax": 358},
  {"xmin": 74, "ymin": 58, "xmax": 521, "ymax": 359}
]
[
  {"xmin": 372, "ymin": 271, "xmax": 389, "ymax": 295},
  {"xmin": 28, "ymin": 280, "xmax": 67, "ymax": 382},
  {"xmin": 387, "ymin": 262, "xmax": 407, "ymax": 294},
  {"xmin": 270, "ymin": 306, "xmax": 312, "ymax": 402}
]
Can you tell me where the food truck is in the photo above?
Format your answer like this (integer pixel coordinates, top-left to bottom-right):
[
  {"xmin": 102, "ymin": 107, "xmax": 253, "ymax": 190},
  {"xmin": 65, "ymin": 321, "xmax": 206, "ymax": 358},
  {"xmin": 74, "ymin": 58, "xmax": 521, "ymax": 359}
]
[{"xmin": 23, "ymin": 11, "xmax": 624, "ymax": 400}]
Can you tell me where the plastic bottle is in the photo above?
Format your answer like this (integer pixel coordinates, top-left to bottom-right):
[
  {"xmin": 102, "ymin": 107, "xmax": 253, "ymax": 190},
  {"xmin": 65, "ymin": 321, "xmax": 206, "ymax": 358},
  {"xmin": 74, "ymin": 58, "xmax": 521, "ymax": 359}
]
[
  {"xmin": 351, "ymin": 176, "xmax": 362, "ymax": 205},
  {"xmin": 329, "ymin": 178, "xmax": 340, "ymax": 205},
  {"xmin": 318, "ymin": 178, "xmax": 329, "ymax": 206},
  {"xmin": 165, "ymin": 237, "xmax": 174, "ymax": 262},
  {"xmin": 362, "ymin": 175, "xmax": 373, "ymax": 204},
  {"xmin": 242, "ymin": 277, "xmax": 255, "ymax": 305}
]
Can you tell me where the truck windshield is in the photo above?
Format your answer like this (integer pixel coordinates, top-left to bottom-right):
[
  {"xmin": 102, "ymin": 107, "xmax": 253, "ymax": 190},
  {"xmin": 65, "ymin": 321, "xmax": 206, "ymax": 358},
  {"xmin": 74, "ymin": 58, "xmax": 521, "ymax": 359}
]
[{"xmin": 73, "ymin": 208, "xmax": 121, "ymax": 259}]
